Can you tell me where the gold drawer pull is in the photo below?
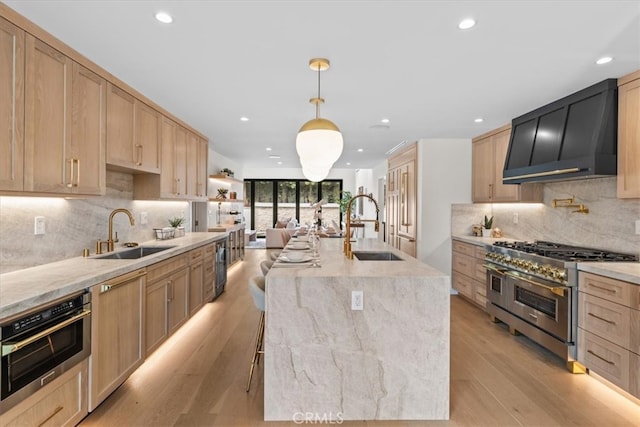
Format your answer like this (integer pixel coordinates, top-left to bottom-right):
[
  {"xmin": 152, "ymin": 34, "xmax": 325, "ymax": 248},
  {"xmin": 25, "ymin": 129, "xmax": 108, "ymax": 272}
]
[
  {"xmin": 587, "ymin": 312, "xmax": 616, "ymax": 325},
  {"xmin": 587, "ymin": 349, "xmax": 615, "ymax": 365},
  {"xmin": 37, "ymin": 406, "xmax": 64, "ymax": 427}
]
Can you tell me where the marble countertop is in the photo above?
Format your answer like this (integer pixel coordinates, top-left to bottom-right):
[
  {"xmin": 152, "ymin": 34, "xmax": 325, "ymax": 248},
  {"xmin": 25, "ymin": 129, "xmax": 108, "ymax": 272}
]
[
  {"xmin": 270, "ymin": 238, "xmax": 446, "ymax": 278},
  {"xmin": 0, "ymin": 232, "xmax": 227, "ymax": 320},
  {"xmin": 577, "ymin": 262, "xmax": 640, "ymax": 285},
  {"xmin": 208, "ymin": 223, "xmax": 245, "ymax": 232},
  {"xmin": 451, "ymin": 234, "xmax": 512, "ymax": 247}
]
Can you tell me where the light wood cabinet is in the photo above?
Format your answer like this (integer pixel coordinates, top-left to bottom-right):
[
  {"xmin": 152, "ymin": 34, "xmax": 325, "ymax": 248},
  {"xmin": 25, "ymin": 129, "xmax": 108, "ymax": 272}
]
[
  {"xmin": 578, "ymin": 271, "xmax": 640, "ymax": 399},
  {"xmin": 145, "ymin": 254, "xmax": 189, "ymax": 355},
  {"xmin": 189, "ymin": 247, "xmax": 204, "ymax": 315},
  {"xmin": 0, "ymin": 359, "xmax": 88, "ymax": 427},
  {"xmin": 617, "ymin": 69, "xmax": 640, "ymax": 198},
  {"xmin": 197, "ymin": 137, "xmax": 209, "ymax": 198},
  {"xmin": 452, "ymin": 240, "xmax": 487, "ymax": 310},
  {"xmin": 386, "ymin": 143, "xmax": 417, "ymax": 257},
  {"xmin": 89, "ymin": 269, "xmax": 145, "ymax": 411},
  {"xmin": 0, "ymin": 17, "xmax": 25, "ymax": 192},
  {"xmin": 203, "ymin": 243, "xmax": 215, "ymax": 302},
  {"xmin": 185, "ymin": 133, "xmax": 209, "ymax": 199},
  {"xmin": 472, "ymin": 125, "xmax": 542, "ymax": 203},
  {"xmin": 106, "ymin": 83, "xmax": 160, "ymax": 174}
]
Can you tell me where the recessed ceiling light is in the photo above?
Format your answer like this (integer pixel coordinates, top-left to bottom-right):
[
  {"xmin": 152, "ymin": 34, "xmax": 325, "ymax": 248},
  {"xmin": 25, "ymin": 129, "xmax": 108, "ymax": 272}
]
[
  {"xmin": 381, "ymin": 118, "xmax": 390, "ymax": 124},
  {"xmin": 155, "ymin": 11, "xmax": 173, "ymax": 24},
  {"xmin": 265, "ymin": 147, "xmax": 272, "ymax": 151},
  {"xmin": 240, "ymin": 116, "xmax": 250, "ymax": 122},
  {"xmin": 596, "ymin": 56, "xmax": 613, "ymax": 65},
  {"xmin": 474, "ymin": 118, "xmax": 484, "ymax": 123},
  {"xmin": 357, "ymin": 148, "xmax": 364, "ymax": 152},
  {"xmin": 458, "ymin": 18, "xmax": 475, "ymax": 30},
  {"xmin": 277, "ymin": 161, "xmax": 283, "ymax": 165},
  {"xmin": 268, "ymin": 155, "xmax": 281, "ymax": 159},
  {"xmin": 346, "ymin": 162, "xmax": 351, "ymax": 166}
]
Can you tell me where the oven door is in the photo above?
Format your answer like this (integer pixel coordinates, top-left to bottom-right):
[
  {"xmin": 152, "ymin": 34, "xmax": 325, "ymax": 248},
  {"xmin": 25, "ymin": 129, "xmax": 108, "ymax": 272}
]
[
  {"xmin": 1, "ymin": 305, "xmax": 91, "ymax": 412},
  {"xmin": 504, "ymin": 271, "xmax": 570, "ymax": 341},
  {"xmin": 485, "ymin": 263, "xmax": 509, "ymax": 309}
]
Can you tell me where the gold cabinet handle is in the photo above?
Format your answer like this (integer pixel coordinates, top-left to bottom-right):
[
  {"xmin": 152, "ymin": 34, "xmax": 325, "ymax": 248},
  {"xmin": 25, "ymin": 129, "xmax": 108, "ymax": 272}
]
[
  {"xmin": 100, "ymin": 269, "xmax": 146, "ymax": 293},
  {"xmin": 66, "ymin": 158, "xmax": 74, "ymax": 188},
  {"xmin": 503, "ymin": 271, "xmax": 566, "ymax": 297},
  {"xmin": 37, "ymin": 405, "xmax": 64, "ymax": 427},
  {"xmin": 587, "ymin": 312, "xmax": 616, "ymax": 325},
  {"xmin": 74, "ymin": 158, "xmax": 80, "ymax": 187},
  {"xmin": 135, "ymin": 144, "xmax": 143, "ymax": 166},
  {"xmin": 587, "ymin": 283, "xmax": 617, "ymax": 294}
]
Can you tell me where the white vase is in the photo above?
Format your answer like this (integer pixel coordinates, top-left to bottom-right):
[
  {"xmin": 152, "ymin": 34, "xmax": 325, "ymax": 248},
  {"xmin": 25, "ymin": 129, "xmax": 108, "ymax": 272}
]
[{"xmin": 482, "ymin": 228, "xmax": 491, "ymax": 237}]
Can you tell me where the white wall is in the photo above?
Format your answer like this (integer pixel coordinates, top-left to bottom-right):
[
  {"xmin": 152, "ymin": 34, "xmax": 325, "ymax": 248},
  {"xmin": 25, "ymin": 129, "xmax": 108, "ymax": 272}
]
[{"xmin": 417, "ymin": 139, "xmax": 472, "ymax": 275}]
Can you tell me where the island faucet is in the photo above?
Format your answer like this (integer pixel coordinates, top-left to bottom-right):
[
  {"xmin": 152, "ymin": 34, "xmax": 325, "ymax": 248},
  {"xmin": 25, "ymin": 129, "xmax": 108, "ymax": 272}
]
[
  {"xmin": 343, "ymin": 194, "xmax": 380, "ymax": 259},
  {"xmin": 106, "ymin": 208, "xmax": 135, "ymax": 252}
]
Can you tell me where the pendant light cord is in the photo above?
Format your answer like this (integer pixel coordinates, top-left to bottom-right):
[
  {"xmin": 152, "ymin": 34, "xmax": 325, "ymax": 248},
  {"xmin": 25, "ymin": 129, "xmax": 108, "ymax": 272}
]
[{"xmin": 316, "ymin": 62, "xmax": 321, "ymax": 119}]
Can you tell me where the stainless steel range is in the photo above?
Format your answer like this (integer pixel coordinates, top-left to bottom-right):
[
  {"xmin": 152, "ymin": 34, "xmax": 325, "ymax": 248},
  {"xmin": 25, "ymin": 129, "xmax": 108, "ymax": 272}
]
[{"xmin": 484, "ymin": 240, "xmax": 637, "ymax": 372}]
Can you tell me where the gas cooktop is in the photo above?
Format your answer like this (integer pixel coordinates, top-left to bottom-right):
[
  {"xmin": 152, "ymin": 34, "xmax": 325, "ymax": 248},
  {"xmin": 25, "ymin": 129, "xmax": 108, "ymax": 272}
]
[{"xmin": 493, "ymin": 240, "xmax": 638, "ymax": 262}]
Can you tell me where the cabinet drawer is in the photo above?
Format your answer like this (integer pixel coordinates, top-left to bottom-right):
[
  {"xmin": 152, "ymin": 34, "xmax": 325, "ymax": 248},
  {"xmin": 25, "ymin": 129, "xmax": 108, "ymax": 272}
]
[
  {"xmin": 452, "ymin": 240, "xmax": 475, "ymax": 257},
  {"xmin": 453, "ymin": 271, "xmax": 473, "ymax": 299},
  {"xmin": 147, "ymin": 254, "xmax": 188, "ymax": 282},
  {"xmin": 203, "ymin": 243, "xmax": 215, "ymax": 258},
  {"xmin": 579, "ymin": 272, "xmax": 638, "ymax": 309},
  {"xmin": 578, "ymin": 328, "xmax": 630, "ymax": 392},
  {"xmin": 0, "ymin": 359, "xmax": 87, "ymax": 427},
  {"xmin": 631, "ymin": 352, "xmax": 640, "ymax": 399},
  {"xmin": 474, "ymin": 278, "xmax": 487, "ymax": 297},
  {"xmin": 474, "ymin": 246, "xmax": 486, "ymax": 259},
  {"xmin": 474, "ymin": 291, "xmax": 487, "ymax": 309},
  {"xmin": 189, "ymin": 247, "xmax": 204, "ymax": 263},
  {"xmin": 452, "ymin": 252, "xmax": 475, "ymax": 278},
  {"xmin": 579, "ymin": 292, "xmax": 634, "ymax": 350},
  {"xmin": 474, "ymin": 261, "xmax": 487, "ymax": 282}
]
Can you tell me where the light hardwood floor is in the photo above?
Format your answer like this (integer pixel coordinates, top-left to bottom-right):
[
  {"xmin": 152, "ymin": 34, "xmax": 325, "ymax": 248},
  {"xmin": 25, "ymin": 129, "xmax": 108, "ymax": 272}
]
[{"xmin": 80, "ymin": 248, "xmax": 640, "ymax": 426}]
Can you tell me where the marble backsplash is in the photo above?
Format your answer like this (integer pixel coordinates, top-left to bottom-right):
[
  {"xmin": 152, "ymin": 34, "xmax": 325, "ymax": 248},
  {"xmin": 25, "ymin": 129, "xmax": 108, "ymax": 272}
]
[
  {"xmin": 0, "ymin": 171, "xmax": 192, "ymax": 273},
  {"xmin": 452, "ymin": 177, "xmax": 640, "ymax": 256}
]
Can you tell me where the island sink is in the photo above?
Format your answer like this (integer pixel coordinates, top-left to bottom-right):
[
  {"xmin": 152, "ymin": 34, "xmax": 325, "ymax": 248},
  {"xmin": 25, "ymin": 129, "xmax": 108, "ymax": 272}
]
[
  {"xmin": 352, "ymin": 251, "xmax": 403, "ymax": 261},
  {"xmin": 94, "ymin": 246, "xmax": 175, "ymax": 260}
]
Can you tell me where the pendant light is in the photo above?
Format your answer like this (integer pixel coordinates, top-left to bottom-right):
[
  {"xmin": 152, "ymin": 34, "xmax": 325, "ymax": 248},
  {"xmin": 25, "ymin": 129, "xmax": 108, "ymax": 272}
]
[{"xmin": 296, "ymin": 58, "xmax": 343, "ymax": 170}]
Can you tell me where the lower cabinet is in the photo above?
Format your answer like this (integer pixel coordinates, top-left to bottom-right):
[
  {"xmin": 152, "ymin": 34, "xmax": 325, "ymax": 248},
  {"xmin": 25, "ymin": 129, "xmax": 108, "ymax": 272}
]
[
  {"xmin": 0, "ymin": 359, "xmax": 88, "ymax": 427},
  {"xmin": 203, "ymin": 243, "xmax": 215, "ymax": 302},
  {"xmin": 89, "ymin": 269, "xmax": 145, "ymax": 411},
  {"xmin": 578, "ymin": 271, "xmax": 639, "ymax": 398},
  {"xmin": 452, "ymin": 240, "xmax": 487, "ymax": 310},
  {"xmin": 189, "ymin": 247, "xmax": 204, "ymax": 315},
  {"xmin": 145, "ymin": 254, "xmax": 189, "ymax": 355}
]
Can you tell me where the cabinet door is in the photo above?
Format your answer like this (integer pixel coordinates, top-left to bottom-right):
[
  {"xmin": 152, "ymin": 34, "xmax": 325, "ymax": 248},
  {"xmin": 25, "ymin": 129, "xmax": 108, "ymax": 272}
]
[
  {"xmin": 106, "ymin": 83, "xmax": 135, "ymax": 168},
  {"xmin": 186, "ymin": 131, "xmax": 199, "ymax": 197},
  {"xmin": 135, "ymin": 101, "xmax": 160, "ymax": 173},
  {"xmin": 491, "ymin": 129, "xmax": 519, "ymax": 202},
  {"xmin": 189, "ymin": 261, "xmax": 204, "ymax": 316},
  {"xmin": 168, "ymin": 267, "xmax": 189, "ymax": 333},
  {"xmin": 70, "ymin": 63, "xmax": 106, "ymax": 195},
  {"xmin": 90, "ymin": 269, "xmax": 145, "ymax": 411},
  {"xmin": 472, "ymin": 137, "xmax": 493, "ymax": 202},
  {"xmin": 24, "ymin": 35, "xmax": 72, "ymax": 193},
  {"xmin": 397, "ymin": 160, "xmax": 416, "ymax": 239},
  {"xmin": 197, "ymin": 138, "xmax": 208, "ymax": 198},
  {"xmin": 175, "ymin": 125, "xmax": 188, "ymax": 196},
  {"xmin": 145, "ymin": 279, "xmax": 168, "ymax": 355},
  {"xmin": 159, "ymin": 117, "xmax": 178, "ymax": 197},
  {"xmin": 617, "ymin": 75, "xmax": 640, "ymax": 198},
  {"xmin": 0, "ymin": 17, "xmax": 25, "ymax": 192}
]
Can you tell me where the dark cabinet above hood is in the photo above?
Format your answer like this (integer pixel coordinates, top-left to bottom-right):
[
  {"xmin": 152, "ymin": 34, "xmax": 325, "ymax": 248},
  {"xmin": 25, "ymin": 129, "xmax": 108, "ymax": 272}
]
[{"xmin": 503, "ymin": 79, "xmax": 617, "ymax": 184}]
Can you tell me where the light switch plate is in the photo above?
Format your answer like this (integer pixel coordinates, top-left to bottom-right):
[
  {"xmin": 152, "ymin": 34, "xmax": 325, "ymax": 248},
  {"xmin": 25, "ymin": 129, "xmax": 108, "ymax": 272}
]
[
  {"xmin": 635, "ymin": 219, "xmax": 640, "ymax": 235},
  {"xmin": 140, "ymin": 212, "xmax": 148, "ymax": 225},
  {"xmin": 351, "ymin": 291, "xmax": 363, "ymax": 311},
  {"xmin": 34, "ymin": 216, "xmax": 45, "ymax": 235}
]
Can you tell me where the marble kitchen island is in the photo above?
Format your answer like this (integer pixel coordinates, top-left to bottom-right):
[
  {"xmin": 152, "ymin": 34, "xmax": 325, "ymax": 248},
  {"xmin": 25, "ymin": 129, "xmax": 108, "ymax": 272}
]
[{"xmin": 264, "ymin": 238, "xmax": 450, "ymax": 421}]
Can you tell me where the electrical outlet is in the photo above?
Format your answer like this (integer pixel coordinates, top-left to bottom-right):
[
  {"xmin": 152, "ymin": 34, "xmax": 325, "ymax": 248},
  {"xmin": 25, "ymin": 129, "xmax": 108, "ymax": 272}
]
[
  {"xmin": 34, "ymin": 216, "xmax": 45, "ymax": 235},
  {"xmin": 140, "ymin": 212, "xmax": 148, "ymax": 225},
  {"xmin": 513, "ymin": 212, "xmax": 519, "ymax": 224},
  {"xmin": 351, "ymin": 291, "xmax": 364, "ymax": 311},
  {"xmin": 636, "ymin": 219, "xmax": 640, "ymax": 235}
]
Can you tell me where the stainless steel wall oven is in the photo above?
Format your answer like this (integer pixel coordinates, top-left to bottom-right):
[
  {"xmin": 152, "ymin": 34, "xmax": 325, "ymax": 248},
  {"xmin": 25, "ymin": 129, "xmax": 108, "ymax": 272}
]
[{"xmin": 1, "ymin": 291, "xmax": 91, "ymax": 412}]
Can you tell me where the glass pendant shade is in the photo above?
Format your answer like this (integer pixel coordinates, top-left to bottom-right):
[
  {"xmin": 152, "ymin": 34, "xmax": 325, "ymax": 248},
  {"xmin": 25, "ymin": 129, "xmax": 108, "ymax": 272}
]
[
  {"xmin": 296, "ymin": 118, "xmax": 343, "ymax": 167},
  {"xmin": 302, "ymin": 162, "xmax": 330, "ymax": 182}
]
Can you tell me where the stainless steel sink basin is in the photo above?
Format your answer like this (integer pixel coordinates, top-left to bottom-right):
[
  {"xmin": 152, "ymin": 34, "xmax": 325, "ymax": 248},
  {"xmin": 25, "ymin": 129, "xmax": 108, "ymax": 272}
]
[
  {"xmin": 94, "ymin": 246, "xmax": 175, "ymax": 260},
  {"xmin": 352, "ymin": 251, "xmax": 403, "ymax": 261}
]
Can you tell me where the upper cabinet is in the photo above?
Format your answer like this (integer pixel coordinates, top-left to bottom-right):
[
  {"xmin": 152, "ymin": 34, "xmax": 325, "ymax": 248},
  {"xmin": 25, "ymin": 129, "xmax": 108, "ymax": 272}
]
[
  {"xmin": 23, "ymin": 35, "xmax": 105, "ymax": 195},
  {"xmin": 106, "ymin": 83, "xmax": 160, "ymax": 174},
  {"xmin": 472, "ymin": 125, "xmax": 542, "ymax": 203},
  {"xmin": 617, "ymin": 69, "xmax": 640, "ymax": 199}
]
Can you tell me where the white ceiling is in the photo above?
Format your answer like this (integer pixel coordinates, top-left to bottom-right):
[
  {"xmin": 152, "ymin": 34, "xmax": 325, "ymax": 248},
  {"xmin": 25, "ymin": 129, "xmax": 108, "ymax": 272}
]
[{"xmin": 5, "ymin": 1, "xmax": 640, "ymax": 171}]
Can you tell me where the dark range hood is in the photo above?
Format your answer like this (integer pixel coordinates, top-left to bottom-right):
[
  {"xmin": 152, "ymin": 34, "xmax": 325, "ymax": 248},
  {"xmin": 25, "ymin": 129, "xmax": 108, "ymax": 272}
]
[{"xmin": 503, "ymin": 79, "xmax": 617, "ymax": 184}]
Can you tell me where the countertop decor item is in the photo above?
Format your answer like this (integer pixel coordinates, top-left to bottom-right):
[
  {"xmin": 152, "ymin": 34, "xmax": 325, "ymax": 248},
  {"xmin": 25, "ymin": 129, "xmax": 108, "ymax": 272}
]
[
  {"xmin": 482, "ymin": 215, "xmax": 493, "ymax": 237},
  {"xmin": 220, "ymin": 168, "xmax": 234, "ymax": 177},
  {"xmin": 168, "ymin": 217, "xmax": 185, "ymax": 228},
  {"xmin": 217, "ymin": 188, "xmax": 229, "ymax": 199}
]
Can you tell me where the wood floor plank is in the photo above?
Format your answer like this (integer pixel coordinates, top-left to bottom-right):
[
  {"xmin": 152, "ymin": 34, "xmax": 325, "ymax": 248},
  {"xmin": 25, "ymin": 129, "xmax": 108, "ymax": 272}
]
[{"xmin": 79, "ymin": 248, "xmax": 640, "ymax": 426}]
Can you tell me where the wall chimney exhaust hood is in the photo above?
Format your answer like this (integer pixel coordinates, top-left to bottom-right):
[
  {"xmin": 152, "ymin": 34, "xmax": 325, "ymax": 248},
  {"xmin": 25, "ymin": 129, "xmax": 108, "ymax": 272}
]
[{"xmin": 503, "ymin": 79, "xmax": 617, "ymax": 184}]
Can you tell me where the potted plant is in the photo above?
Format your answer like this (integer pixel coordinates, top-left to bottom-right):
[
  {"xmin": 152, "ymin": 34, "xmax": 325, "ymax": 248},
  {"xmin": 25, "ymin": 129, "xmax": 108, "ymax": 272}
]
[
  {"xmin": 339, "ymin": 191, "xmax": 353, "ymax": 214},
  {"xmin": 482, "ymin": 215, "xmax": 493, "ymax": 237},
  {"xmin": 220, "ymin": 168, "xmax": 234, "ymax": 178},
  {"xmin": 168, "ymin": 217, "xmax": 185, "ymax": 237}
]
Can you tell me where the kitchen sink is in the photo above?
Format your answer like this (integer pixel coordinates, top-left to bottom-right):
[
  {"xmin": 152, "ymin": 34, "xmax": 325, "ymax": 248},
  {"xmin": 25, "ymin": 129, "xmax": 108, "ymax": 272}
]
[
  {"xmin": 352, "ymin": 251, "xmax": 403, "ymax": 261},
  {"xmin": 94, "ymin": 246, "xmax": 176, "ymax": 260}
]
